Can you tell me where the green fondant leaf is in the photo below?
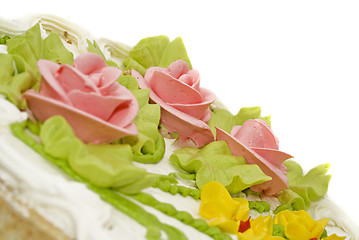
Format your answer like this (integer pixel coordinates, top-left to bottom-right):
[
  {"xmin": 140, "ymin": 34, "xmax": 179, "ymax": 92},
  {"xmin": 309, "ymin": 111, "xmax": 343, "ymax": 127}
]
[
  {"xmin": 123, "ymin": 57, "xmax": 146, "ymax": 76},
  {"xmin": 129, "ymin": 35, "xmax": 170, "ymax": 69},
  {"xmin": 277, "ymin": 188, "xmax": 306, "ymax": 210},
  {"xmin": 42, "ymin": 32, "xmax": 74, "ymax": 65},
  {"xmin": 87, "ymin": 39, "xmax": 106, "ymax": 59},
  {"xmin": 169, "ymin": 141, "xmax": 271, "ymax": 193},
  {"xmin": 117, "ymin": 75, "xmax": 139, "ymax": 91},
  {"xmin": 40, "ymin": 116, "xmax": 158, "ymax": 192},
  {"xmin": 7, "ymin": 23, "xmax": 74, "ymax": 71},
  {"xmin": 284, "ymin": 160, "xmax": 304, "ymax": 185},
  {"xmin": 278, "ymin": 160, "xmax": 332, "ymax": 210},
  {"xmin": 6, "ymin": 23, "xmax": 42, "ymax": 69},
  {"xmin": 208, "ymin": 106, "xmax": 271, "ymax": 137},
  {"xmin": 124, "ymin": 35, "xmax": 192, "ymax": 75},
  {"xmin": 117, "ymin": 75, "xmax": 165, "ymax": 164},
  {"xmin": 0, "ymin": 54, "xmax": 38, "ymax": 109},
  {"xmin": 131, "ymin": 103, "xmax": 165, "ymax": 163},
  {"xmin": 132, "ymin": 88, "xmax": 150, "ymax": 108},
  {"xmin": 159, "ymin": 37, "xmax": 192, "ymax": 69},
  {"xmin": 87, "ymin": 39, "xmax": 118, "ymax": 67},
  {"xmin": 2, "ymin": 23, "xmax": 74, "ymax": 109}
]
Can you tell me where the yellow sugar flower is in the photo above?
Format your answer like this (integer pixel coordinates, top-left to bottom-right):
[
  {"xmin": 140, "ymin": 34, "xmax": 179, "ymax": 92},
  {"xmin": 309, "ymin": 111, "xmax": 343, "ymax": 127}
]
[
  {"xmin": 198, "ymin": 182, "xmax": 345, "ymax": 240},
  {"xmin": 199, "ymin": 181, "xmax": 249, "ymax": 234},
  {"xmin": 233, "ymin": 197, "xmax": 251, "ymax": 222},
  {"xmin": 273, "ymin": 210, "xmax": 329, "ymax": 240},
  {"xmin": 237, "ymin": 215, "xmax": 284, "ymax": 240}
]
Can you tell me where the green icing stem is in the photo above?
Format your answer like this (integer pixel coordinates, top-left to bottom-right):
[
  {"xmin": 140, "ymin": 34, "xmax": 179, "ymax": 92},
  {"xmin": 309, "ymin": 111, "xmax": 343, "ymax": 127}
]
[
  {"xmin": 153, "ymin": 180, "xmax": 201, "ymax": 200},
  {"xmin": 131, "ymin": 192, "xmax": 232, "ymax": 240},
  {"xmin": 10, "ymin": 122, "xmax": 187, "ymax": 240}
]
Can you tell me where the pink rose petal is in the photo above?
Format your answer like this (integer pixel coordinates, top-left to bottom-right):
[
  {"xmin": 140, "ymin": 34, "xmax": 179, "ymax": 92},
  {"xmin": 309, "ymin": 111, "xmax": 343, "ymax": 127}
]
[
  {"xmin": 68, "ymin": 90, "xmax": 132, "ymax": 121},
  {"xmin": 177, "ymin": 70, "xmax": 200, "ymax": 91},
  {"xmin": 150, "ymin": 71, "xmax": 203, "ymax": 104},
  {"xmin": 73, "ymin": 53, "xmax": 107, "ymax": 75},
  {"xmin": 231, "ymin": 119, "xmax": 279, "ymax": 149},
  {"xmin": 97, "ymin": 67, "xmax": 123, "ymax": 95},
  {"xmin": 160, "ymin": 106, "xmax": 214, "ymax": 147},
  {"xmin": 37, "ymin": 60, "xmax": 71, "ymax": 104},
  {"xmin": 251, "ymin": 147, "xmax": 292, "ymax": 169},
  {"xmin": 107, "ymin": 87, "xmax": 139, "ymax": 128},
  {"xmin": 167, "ymin": 88, "xmax": 216, "ymax": 120},
  {"xmin": 57, "ymin": 64, "xmax": 100, "ymax": 94},
  {"xmin": 133, "ymin": 69, "xmax": 214, "ymax": 147},
  {"xmin": 166, "ymin": 60, "xmax": 191, "ymax": 79},
  {"xmin": 23, "ymin": 90, "xmax": 138, "ymax": 143}
]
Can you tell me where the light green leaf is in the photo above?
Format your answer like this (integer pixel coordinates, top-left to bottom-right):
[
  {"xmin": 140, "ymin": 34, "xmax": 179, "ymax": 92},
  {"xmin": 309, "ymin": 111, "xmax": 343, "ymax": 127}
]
[
  {"xmin": 169, "ymin": 141, "xmax": 271, "ymax": 193},
  {"xmin": 117, "ymin": 75, "xmax": 139, "ymax": 92},
  {"xmin": 116, "ymin": 75, "xmax": 165, "ymax": 164},
  {"xmin": 87, "ymin": 39, "xmax": 106, "ymax": 59},
  {"xmin": 40, "ymin": 116, "xmax": 159, "ymax": 192},
  {"xmin": 42, "ymin": 32, "xmax": 74, "ymax": 65},
  {"xmin": 2, "ymin": 23, "xmax": 74, "ymax": 108},
  {"xmin": 278, "ymin": 160, "xmax": 332, "ymax": 210},
  {"xmin": 86, "ymin": 39, "xmax": 118, "ymax": 67},
  {"xmin": 129, "ymin": 35, "xmax": 170, "ymax": 69},
  {"xmin": 159, "ymin": 37, "xmax": 192, "ymax": 69},
  {"xmin": 124, "ymin": 35, "xmax": 192, "ymax": 75},
  {"xmin": 0, "ymin": 54, "xmax": 38, "ymax": 109},
  {"xmin": 6, "ymin": 23, "xmax": 42, "ymax": 69}
]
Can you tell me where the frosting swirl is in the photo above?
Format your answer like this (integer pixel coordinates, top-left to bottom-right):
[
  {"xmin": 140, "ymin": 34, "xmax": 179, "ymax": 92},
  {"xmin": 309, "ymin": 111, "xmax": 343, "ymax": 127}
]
[
  {"xmin": 23, "ymin": 53, "xmax": 138, "ymax": 143},
  {"xmin": 133, "ymin": 60, "xmax": 215, "ymax": 147}
]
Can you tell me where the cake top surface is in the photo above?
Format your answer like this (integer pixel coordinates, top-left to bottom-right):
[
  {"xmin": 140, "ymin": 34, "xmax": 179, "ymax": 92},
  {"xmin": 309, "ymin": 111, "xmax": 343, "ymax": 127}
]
[{"xmin": 1, "ymin": 2, "xmax": 359, "ymax": 239}]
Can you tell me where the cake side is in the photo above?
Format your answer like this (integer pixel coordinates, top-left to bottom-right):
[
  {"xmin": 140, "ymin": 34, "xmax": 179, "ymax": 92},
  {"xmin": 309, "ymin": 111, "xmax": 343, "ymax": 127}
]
[{"xmin": 0, "ymin": 181, "xmax": 71, "ymax": 240}]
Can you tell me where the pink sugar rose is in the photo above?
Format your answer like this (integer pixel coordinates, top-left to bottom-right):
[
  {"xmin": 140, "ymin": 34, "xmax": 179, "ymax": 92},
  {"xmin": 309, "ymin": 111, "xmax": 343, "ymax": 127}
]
[
  {"xmin": 132, "ymin": 60, "xmax": 215, "ymax": 147},
  {"xmin": 23, "ymin": 53, "xmax": 139, "ymax": 143},
  {"xmin": 216, "ymin": 119, "xmax": 293, "ymax": 195}
]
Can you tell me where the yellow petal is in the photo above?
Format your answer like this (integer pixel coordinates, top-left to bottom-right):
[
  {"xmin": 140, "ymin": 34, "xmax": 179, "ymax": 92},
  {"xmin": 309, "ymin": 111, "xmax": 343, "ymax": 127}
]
[
  {"xmin": 310, "ymin": 218, "xmax": 330, "ymax": 239},
  {"xmin": 323, "ymin": 234, "xmax": 347, "ymax": 240},
  {"xmin": 201, "ymin": 181, "xmax": 234, "ymax": 204},
  {"xmin": 251, "ymin": 215, "xmax": 273, "ymax": 235},
  {"xmin": 237, "ymin": 229, "xmax": 265, "ymax": 240},
  {"xmin": 293, "ymin": 210, "xmax": 317, "ymax": 230},
  {"xmin": 232, "ymin": 198, "xmax": 250, "ymax": 222},
  {"xmin": 199, "ymin": 199, "xmax": 234, "ymax": 219},
  {"xmin": 209, "ymin": 216, "xmax": 239, "ymax": 235},
  {"xmin": 200, "ymin": 181, "xmax": 238, "ymax": 220},
  {"xmin": 273, "ymin": 210, "xmax": 291, "ymax": 227},
  {"xmin": 285, "ymin": 222, "xmax": 310, "ymax": 240}
]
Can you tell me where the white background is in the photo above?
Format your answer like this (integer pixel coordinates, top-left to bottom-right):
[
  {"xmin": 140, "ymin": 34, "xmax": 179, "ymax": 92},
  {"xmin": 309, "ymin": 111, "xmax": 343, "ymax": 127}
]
[{"xmin": 2, "ymin": 0, "xmax": 359, "ymax": 227}]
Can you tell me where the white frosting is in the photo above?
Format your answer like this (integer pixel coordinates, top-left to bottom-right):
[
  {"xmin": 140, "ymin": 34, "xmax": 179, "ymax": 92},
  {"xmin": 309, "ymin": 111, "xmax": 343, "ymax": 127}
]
[
  {"xmin": 308, "ymin": 196, "xmax": 359, "ymax": 239},
  {"xmin": 1, "ymin": 15, "xmax": 358, "ymax": 240},
  {"xmin": 0, "ymin": 96, "xmax": 218, "ymax": 240},
  {"xmin": 0, "ymin": 45, "xmax": 7, "ymax": 54},
  {"xmin": 0, "ymin": 96, "xmax": 147, "ymax": 240}
]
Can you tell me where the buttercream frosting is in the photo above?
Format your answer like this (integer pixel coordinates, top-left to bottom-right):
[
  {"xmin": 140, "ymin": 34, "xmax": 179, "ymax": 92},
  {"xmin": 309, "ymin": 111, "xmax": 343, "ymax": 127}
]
[{"xmin": 0, "ymin": 95, "xmax": 217, "ymax": 240}]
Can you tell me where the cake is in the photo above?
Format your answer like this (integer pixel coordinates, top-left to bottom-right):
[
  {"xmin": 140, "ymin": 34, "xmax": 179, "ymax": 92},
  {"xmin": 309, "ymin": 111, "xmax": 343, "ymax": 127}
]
[{"xmin": 0, "ymin": 15, "xmax": 358, "ymax": 240}]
